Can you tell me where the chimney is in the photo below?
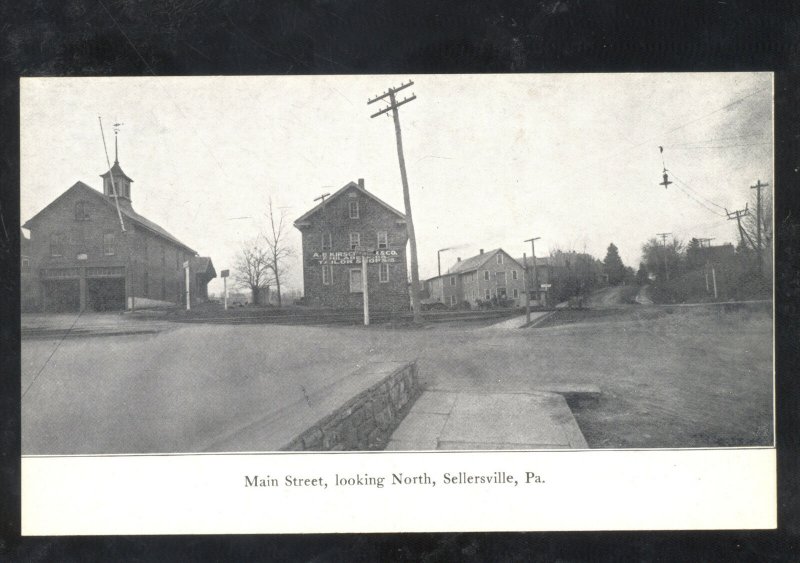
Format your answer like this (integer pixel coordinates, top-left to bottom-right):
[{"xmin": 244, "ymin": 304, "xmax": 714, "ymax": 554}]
[
  {"xmin": 358, "ymin": 178, "xmax": 365, "ymax": 190},
  {"xmin": 457, "ymin": 257, "xmax": 461, "ymax": 262},
  {"xmin": 479, "ymin": 249, "xmax": 484, "ymax": 254}
]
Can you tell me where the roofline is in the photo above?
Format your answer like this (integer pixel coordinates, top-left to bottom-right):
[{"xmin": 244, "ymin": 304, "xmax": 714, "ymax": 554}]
[
  {"xmin": 132, "ymin": 221, "xmax": 197, "ymax": 255},
  {"xmin": 445, "ymin": 248, "xmax": 525, "ymax": 275},
  {"xmin": 23, "ymin": 181, "xmax": 198, "ymax": 255},
  {"xmin": 293, "ymin": 180, "xmax": 406, "ymax": 227}
]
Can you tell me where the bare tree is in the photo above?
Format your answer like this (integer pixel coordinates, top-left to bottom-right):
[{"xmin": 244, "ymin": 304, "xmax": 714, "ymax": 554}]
[
  {"xmin": 233, "ymin": 237, "xmax": 272, "ymax": 305},
  {"xmin": 263, "ymin": 197, "xmax": 294, "ymax": 307}
]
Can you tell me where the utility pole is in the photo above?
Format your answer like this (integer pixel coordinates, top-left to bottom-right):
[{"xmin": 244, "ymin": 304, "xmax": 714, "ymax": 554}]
[
  {"xmin": 657, "ymin": 232, "xmax": 672, "ymax": 282},
  {"xmin": 368, "ymin": 80, "xmax": 422, "ymax": 323},
  {"xmin": 726, "ymin": 205, "xmax": 755, "ymax": 250},
  {"xmin": 697, "ymin": 238, "xmax": 714, "ymax": 293},
  {"xmin": 711, "ymin": 263, "xmax": 718, "ymax": 299},
  {"xmin": 525, "ymin": 237, "xmax": 541, "ymax": 304},
  {"xmin": 750, "ymin": 180, "xmax": 768, "ymax": 276},
  {"xmin": 523, "ymin": 253, "xmax": 531, "ymax": 323}
]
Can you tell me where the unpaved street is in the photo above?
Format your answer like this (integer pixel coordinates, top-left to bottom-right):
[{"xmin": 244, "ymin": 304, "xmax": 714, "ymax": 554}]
[{"xmin": 22, "ymin": 304, "xmax": 773, "ymax": 453}]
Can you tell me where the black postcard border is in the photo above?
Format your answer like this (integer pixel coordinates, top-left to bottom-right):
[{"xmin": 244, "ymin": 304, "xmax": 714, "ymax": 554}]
[{"xmin": 1, "ymin": 1, "xmax": 798, "ymax": 560}]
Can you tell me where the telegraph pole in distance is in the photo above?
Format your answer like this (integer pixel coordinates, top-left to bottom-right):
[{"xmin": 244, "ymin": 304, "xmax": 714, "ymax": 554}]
[
  {"xmin": 525, "ymin": 237, "xmax": 541, "ymax": 304},
  {"xmin": 657, "ymin": 232, "xmax": 672, "ymax": 282},
  {"xmin": 750, "ymin": 180, "xmax": 768, "ymax": 275},
  {"xmin": 523, "ymin": 253, "xmax": 531, "ymax": 323},
  {"xmin": 368, "ymin": 80, "xmax": 422, "ymax": 323},
  {"xmin": 726, "ymin": 205, "xmax": 755, "ymax": 250}
]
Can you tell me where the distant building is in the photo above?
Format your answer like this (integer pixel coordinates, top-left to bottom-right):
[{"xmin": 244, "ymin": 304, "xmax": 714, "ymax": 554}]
[
  {"xmin": 294, "ymin": 179, "xmax": 410, "ymax": 311},
  {"xmin": 512, "ymin": 255, "xmax": 552, "ymax": 306},
  {"xmin": 426, "ymin": 248, "xmax": 527, "ymax": 307},
  {"xmin": 21, "ymin": 146, "xmax": 215, "ymax": 312}
]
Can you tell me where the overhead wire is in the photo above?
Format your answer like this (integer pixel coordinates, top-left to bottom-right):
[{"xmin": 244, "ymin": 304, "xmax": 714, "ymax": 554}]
[{"xmin": 543, "ymin": 83, "xmax": 771, "ymax": 193}]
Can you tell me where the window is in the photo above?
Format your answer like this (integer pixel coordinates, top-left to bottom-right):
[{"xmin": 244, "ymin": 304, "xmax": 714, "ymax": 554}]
[
  {"xmin": 322, "ymin": 232, "xmax": 332, "ymax": 251},
  {"xmin": 322, "ymin": 264, "xmax": 331, "ymax": 285},
  {"xmin": 513, "ymin": 288, "xmax": 519, "ymax": 298},
  {"xmin": 512, "ymin": 270, "xmax": 518, "ymax": 281},
  {"xmin": 75, "ymin": 201, "xmax": 90, "ymax": 221},
  {"xmin": 349, "ymin": 232, "xmax": 360, "ymax": 250},
  {"xmin": 449, "ymin": 295, "xmax": 457, "ymax": 306},
  {"xmin": 484, "ymin": 289, "xmax": 490, "ymax": 299},
  {"xmin": 377, "ymin": 231, "xmax": 388, "ymax": 249},
  {"xmin": 497, "ymin": 253, "xmax": 503, "ymax": 264},
  {"xmin": 484, "ymin": 271, "xmax": 490, "ymax": 281},
  {"xmin": 349, "ymin": 201, "xmax": 359, "ymax": 219},
  {"xmin": 21, "ymin": 257, "xmax": 30, "ymax": 272},
  {"xmin": 50, "ymin": 233, "xmax": 63, "ymax": 256},
  {"xmin": 349, "ymin": 268, "xmax": 363, "ymax": 292},
  {"xmin": 103, "ymin": 233, "xmax": 115, "ymax": 255},
  {"xmin": 450, "ymin": 275, "xmax": 456, "ymax": 286},
  {"xmin": 379, "ymin": 263, "xmax": 389, "ymax": 283},
  {"xmin": 143, "ymin": 271, "xmax": 149, "ymax": 294}
]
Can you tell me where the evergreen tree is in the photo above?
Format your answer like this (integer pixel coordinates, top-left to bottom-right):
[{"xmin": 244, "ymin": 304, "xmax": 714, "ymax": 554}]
[
  {"xmin": 603, "ymin": 243, "xmax": 626, "ymax": 285},
  {"xmin": 636, "ymin": 262, "xmax": 648, "ymax": 284}
]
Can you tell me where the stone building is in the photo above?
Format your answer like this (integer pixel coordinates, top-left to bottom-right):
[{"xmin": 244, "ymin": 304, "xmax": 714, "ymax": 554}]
[
  {"xmin": 294, "ymin": 179, "xmax": 409, "ymax": 311},
  {"xmin": 21, "ymin": 151, "xmax": 215, "ymax": 313},
  {"xmin": 425, "ymin": 248, "xmax": 527, "ymax": 307}
]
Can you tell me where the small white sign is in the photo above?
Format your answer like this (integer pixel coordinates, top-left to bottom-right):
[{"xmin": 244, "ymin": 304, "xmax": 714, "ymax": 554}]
[
  {"xmin": 183, "ymin": 260, "xmax": 190, "ymax": 268},
  {"xmin": 541, "ymin": 283, "xmax": 552, "ymax": 289}
]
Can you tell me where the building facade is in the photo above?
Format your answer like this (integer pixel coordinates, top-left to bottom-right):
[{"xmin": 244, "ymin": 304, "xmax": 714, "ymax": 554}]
[
  {"xmin": 22, "ymin": 156, "xmax": 215, "ymax": 313},
  {"xmin": 426, "ymin": 248, "xmax": 527, "ymax": 307},
  {"xmin": 294, "ymin": 179, "xmax": 410, "ymax": 311}
]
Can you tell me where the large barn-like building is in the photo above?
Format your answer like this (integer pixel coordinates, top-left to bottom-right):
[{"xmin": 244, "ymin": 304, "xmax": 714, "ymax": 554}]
[
  {"xmin": 294, "ymin": 179, "xmax": 410, "ymax": 311},
  {"xmin": 22, "ymin": 152, "xmax": 215, "ymax": 313}
]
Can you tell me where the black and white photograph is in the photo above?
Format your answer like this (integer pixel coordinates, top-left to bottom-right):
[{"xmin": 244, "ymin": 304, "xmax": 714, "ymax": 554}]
[
  {"xmin": 21, "ymin": 73, "xmax": 773, "ymax": 455},
  {"xmin": 18, "ymin": 72, "xmax": 777, "ymax": 535}
]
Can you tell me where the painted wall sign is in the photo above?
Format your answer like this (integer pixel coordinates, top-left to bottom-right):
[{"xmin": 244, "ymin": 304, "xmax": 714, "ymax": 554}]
[{"xmin": 312, "ymin": 249, "xmax": 399, "ymax": 265}]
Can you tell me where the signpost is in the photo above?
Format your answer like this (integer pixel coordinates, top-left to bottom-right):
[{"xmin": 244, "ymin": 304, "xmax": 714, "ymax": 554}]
[
  {"xmin": 183, "ymin": 260, "xmax": 191, "ymax": 311},
  {"xmin": 354, "ymin": 247, "xmax": 374, "ymax": 326},
  {"xmin": 221, "ymin": 269, "xmax": 230, "ymax": 310}
]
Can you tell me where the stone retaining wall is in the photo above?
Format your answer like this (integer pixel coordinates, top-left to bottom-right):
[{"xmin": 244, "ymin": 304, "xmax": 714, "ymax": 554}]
[{"xmin": 282, "ymin": 361, "xmax": 420, "ymax": 451}]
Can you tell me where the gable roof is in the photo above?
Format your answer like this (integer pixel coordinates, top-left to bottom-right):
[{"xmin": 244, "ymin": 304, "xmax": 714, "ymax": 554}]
[
  {"xmin": 190, "ymin": 256, "xmax": 217, "ymax": 278},
  {"xmin": 444, "ymin": 248, "xmax": 524, "ymax": 275},
  {"xmin": 294, "ymin": 181, "xmax": 406, "ymax": 227},
  {"xmin": 23, "ymin": 181, "xmax": 197, "ymax": 254}
]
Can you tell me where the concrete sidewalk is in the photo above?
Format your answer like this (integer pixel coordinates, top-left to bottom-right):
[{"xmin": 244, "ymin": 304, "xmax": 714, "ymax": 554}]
[
  {"xmin": 386, "ymin": 390, "xmax": 588, "ymax": 451},
  {"xmin": 22, "ymin": 313, "xmax": 176, "ymax": 338}
]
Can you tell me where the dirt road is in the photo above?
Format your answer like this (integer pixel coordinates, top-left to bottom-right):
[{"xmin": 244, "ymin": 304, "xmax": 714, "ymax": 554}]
[
  {"xmin": 22, "ymin": 303, "xmax": 773, "ymax": 453},
  {"xmin": 585, "ymin": 285, "xmax": 639, "ymax": 307}
]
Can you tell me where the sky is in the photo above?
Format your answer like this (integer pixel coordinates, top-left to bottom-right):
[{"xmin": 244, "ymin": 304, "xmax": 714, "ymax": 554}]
[{"xmin": 20, "ymin": 73, "xmax": 773, "ymax": 295}]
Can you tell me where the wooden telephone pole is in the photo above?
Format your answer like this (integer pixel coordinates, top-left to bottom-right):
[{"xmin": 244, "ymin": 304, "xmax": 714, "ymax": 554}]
[
  {"xmin": 750, "ymin": 180, "xmax": 769, "ymax": 275},
  {"xmin": 656, "ymin": 232, "xmax": 672, "ymax": 282},
  {"xmin": 525, "ymin": 237, "xmax": 541, "ymax": 305},
  {"xmin": 368, "ymin": 80, "xmax": 422, "ymax": 323},
  {"xmin": 726, "ymin": 205, "xmax": 755, "ymax": 250}
]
